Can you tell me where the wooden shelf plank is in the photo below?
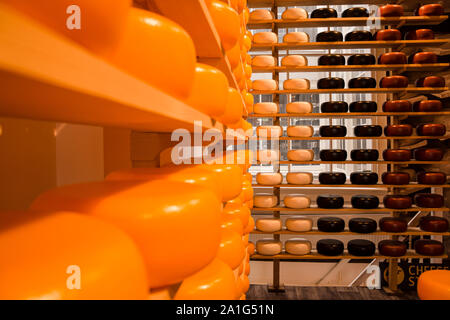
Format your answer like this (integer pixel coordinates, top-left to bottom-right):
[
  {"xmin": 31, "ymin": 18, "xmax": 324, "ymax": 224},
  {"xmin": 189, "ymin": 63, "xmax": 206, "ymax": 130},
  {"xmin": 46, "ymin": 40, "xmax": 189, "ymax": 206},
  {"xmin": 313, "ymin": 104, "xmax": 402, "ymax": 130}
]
[
  {"xmin": 250, "ymin": 40, "xmax": 449, "ymax": 51},
  {"xmin": 247, "ymin": 112, "xmax": 450, "ymax": 118},
  {"xmin": 251, "ymin": 228, "xmax": 450, "ymax": 236},
  {"xmin": 251, "ymin": 88, "xmax": 449, "ymax": 95},
  {"xmin": 252, "ymin": 184, "xmax": 450, "ymax": 189},
  {"xmin": 251, "ymin": 135, "xmax": 450, "ymax": 141},
  {"xmin": 251, "ymin": 207, "xmax": 450, "ymax": 213},
  {"xmin": 248, "ymin": 16, "xmax": 448, "ymax": 29},
  {"xmin": 250, "ymin": 251, "xmax": 448, "ymax": 260},
  {"xmin": 251, "ymin": 64, "xmax": 450, "ymax": 73},
  {"xmin": 248, "ymin": 0, "xmax": 397, "ymax": 8}
]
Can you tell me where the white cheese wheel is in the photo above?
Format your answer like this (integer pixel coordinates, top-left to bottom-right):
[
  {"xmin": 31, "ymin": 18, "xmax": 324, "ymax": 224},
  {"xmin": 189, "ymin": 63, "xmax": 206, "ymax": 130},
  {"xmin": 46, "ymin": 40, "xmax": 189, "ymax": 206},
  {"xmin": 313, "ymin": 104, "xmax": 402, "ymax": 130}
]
[
  {"xmin": 256, "ymin": 173, "xmax": 283, "ymax": 185},
  {"xmin": 285, "ymin": 217, "xmax": 313, "ymax": 232},
  {"xmin": 253, "ymin": 102, "xmax": 279, "ymax": 114},
  {"xmin": 255, "ymin": 218, "xmax": 282, "ymax": 232},
  {"xmin": 286, "ymin": 172, "xmax": 313, "ymax": 185},
  {"xmin": 253, "ymin": 32, "xmax": 278, "ymax": 44},
  {"xmin": 281, "ymin": 55, "xmax": 308, "ymax": 67},
  {"xmin": 252, "ymin": 79, "xmax": 278, "ymax": 91},
  {"xmin": 252, "ymin": 55, "xmax": 277, "ymax": 67},
  {"xmin": 283, "ymin": 194, "xmax": 311, "ymax": 209},
  {"xmin": 287, "ymin": 149, "xmax": 314, "ymax": 161},
  {"xmin": 256, "ymin": 239, "xmax": 282, "ymax": 255},
  {"xmin": 249, "ymin": 9, "xmax": 274, "ymax": 21},
  {"xmin": 283, "ymin": 79, "xmax": 310, "ymax": 90},
  {"xmin": 256, "ymin": 125, "xmax": 283, "ymax": 137},
  {"xmin": 285, "ymin": 238, "xmax": 312, "ymax": 255},
  {"xmin": 282, "ymin": 8, "xmax": 308, "ymax": 20},
  {"xmin": 283, "ymin": 32, "xmax": 310, "ymax": 43},
  {"xmin": 286, "ymin": 126, "xmax": 314, "ymax": 137},
  {"xmin": 254, "ymin": 194, "xmax": 278, "ymax": 208},
  {"xmin": 257, "ymin": 150, "xmax": 279, "ymax": 163},
  {"xmin": 286, "ymin": 102, "xmax": 313, "ymax": 113}
]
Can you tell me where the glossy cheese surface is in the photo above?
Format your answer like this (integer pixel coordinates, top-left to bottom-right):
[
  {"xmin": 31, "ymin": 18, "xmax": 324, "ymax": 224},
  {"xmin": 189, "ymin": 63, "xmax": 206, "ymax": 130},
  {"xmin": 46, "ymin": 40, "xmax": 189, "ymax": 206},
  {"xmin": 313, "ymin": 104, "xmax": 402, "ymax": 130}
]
[
  {"xmin": 379, "ymin": 217, "xmax": 407, "ymax": 233},
  {"xmin": 317, "ymin": 195, "xmax": 344, "ymax": 209},
  {"xmin": 318, "ymin": 55, "xmax": 345, "ymax": 66},
  {"xmin": 311, "ymin": 8, "xmax": 338, "ymax": 19},
  {"xmin": 281, "ymin": 55, "xmax": 308, "ymax": 67},
  {"xmin": 417, "ymin": 124, "xmax": 446, "ymax": 136},
  {"xmin": 414, "ymin": 148, "xmax": 444, "ymax": 161},
  {"xmin": 319, "ymin": 172, "xmax": 346, "ymax": 184},
  {"xmin": 418, "ymin": 4, "xmax": 444, "ymax": 16},
  {"xmin": 343, "ymin": 7, "xmax": 369, "ymax": 17},
  {"xmin": 378, "ymin": 52, "xmax": 407, "ymax": 64},
  {"xmin": 349, "ymin": 218, "xmax": 377, "ymax": 234},
  {"xmin": 381, "ymin": 172, "xmax": 410, "ymax": 185},
  {"xmin": 350, "ymin": 149, "xmax": 379, "ymax": 161},
  {"xmin": 256, "ymin": 173, "xmax": 283, "ymax": 185},
  {"xmin": 378, "ymin": 240, "xmax": 407, "ymax": 257},
  {"xmin": 405, "ymin": 29, "xmax": 434, "ymax": 40},
  {"xmin": 351, "ymin": 194, "xmax": 379, "ymax": 209},
  {"xmin": 256, "ymin": 239, "xmax": 282, "ymax": 255},
  {"xmin": 253, "ymin": 32, "xmax": 278, "ymax": 44},
  {"xmin": 317, "ymin": 77, "xmax": 345, "ymax": 89},
  {"xmin": 420, "ymin": 216, "xmax": 449, "ymax": 233},
  {"xmin": 416, "ymin": 76, "xmax": 445, "ymax": 87},
  {"xmin": 283, "ymin": 32, "xmax": 310, "ymax": 43},
  {"xmin": 417, "ymin": 171, "xmax": 446, "ymax": 185},
  {"xmin": 285, "ymin": 217, "xmax": 313, "ymax": 232},
  {"xmin": 317, "ymin": 217, "xmax": 345, "ymax": 232},
  {"xmin": 282, "ymin": 8, "xmax": 308, "ymax": 20},
  {"xmin": 316, "ymin": 31, "xmax": 343, "ymax": 42},
  {"xmin": 317, "ymin": 239, "xmax": 344, "ymax": 256},
  {"xmin": 380, "ymin": 76, "xmax": 408, "ymax": 88},
  {"xmin": 321, "ymin": 101, "xmax": 348, "ymax": 113},
  {"xmin": 350, "ymin": 101, "xmax": 377, "ymax": 112},
  {"xmin": 286, "ymin": 102, "xmax": 313, "ymax": 113},
  {"xmin": 287, "ymin": 149, "xmax": 314, "ymax": 161},
  {"xmin": 208, "ymin": 1, "xmax": 240, "ymax": 50},
  {"xmin": 411, "ymin": 52, "xmax": 437, "ymax": 64},
  {"xmin": 286, "ymin": 172, "xmax": 313, "ymax": 185},
  {"xmin": 383, "ymin": 195, "xmax": 412, "ymax": 209},
  {"xmin": 349, "ymin": 77, "xmax": 376, "ymax": 88},
  {"xmin": 379, "ymin": 5, "xmax": 404, "ymax": 17},
  {"xmin": 348, "ymin": 54, "xmax": 376, "ymax": 65},
  {"xmin": 320, "ymin": 149, "xmax": 347, "ymax": 161},
  {"xmin": 354, "ymin": 125, "xmax": 382, "ymax": 137},
  {"xmin": 413, "ymin": 100, "xmax": 442, "ymax": 112},
  {"xmin": 285, "ymin": 239, "xmax": 312, "ymax": 255},
  {"xmin": 254, "ymin": 102, "xmax": 279, "ymax": 114},
  {"xmin": 347, "ymin": 239, "xmax": 376, "ymax": 256},
  {"xmin": 382, "ymin": 149, "xmax": 411, "ymax": 161},
  {"xmin": 283, "ymin": 195, "xmax": 311, "ymax": 209},
  {"xmin": 350, "ymin": 172, "xmax": 378, "ymax": 185},
  {"xmin": 384, "ymin": 124, "xmax": 413, "ymax": 136},
  {"xmin": 418, "ymin": 270, "xmax": 450, "ymax": 300},
  {"xmin": 254, "ymin": 194, "xmax": 278, "ymax": 208},
  {"xmin": 375, "ymin": 29, "xmax": 401, "ymax": 41},
  {"xmin": 252, "ymin": 55, "xmax": 277, "ymax": 67},
  {"xmin": 283, "ymin": 78, "xmax": 310, "ymax": 90},
  {"xmin": 256, "ymin": 218, "xmax": 282, "ymax": 232},
  {"xmin": 286, "ymin": 126, "xmax": 314, "ymax": 137},
  {"xmin": 217, "ymin": 230, "xmax": 246, "ymax": 269},
  {"xmin": 382, "ymin": 100, "xmax": 412, "ymax": 112},
  {"xmin": 319, "ymin": 125, "xmax": 347, "ymax": 137},
  {"xmin": 345, "ymin": 31, "xmax": 373, "ymax": 42}
]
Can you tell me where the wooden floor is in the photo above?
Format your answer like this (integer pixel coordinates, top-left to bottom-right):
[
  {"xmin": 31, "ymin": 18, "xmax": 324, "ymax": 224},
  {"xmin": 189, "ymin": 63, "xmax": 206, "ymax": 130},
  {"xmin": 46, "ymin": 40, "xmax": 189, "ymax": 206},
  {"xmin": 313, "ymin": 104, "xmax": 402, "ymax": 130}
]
[{"xmin": 247, "ymin": 285, "xmax": 419, "ymax": 300}]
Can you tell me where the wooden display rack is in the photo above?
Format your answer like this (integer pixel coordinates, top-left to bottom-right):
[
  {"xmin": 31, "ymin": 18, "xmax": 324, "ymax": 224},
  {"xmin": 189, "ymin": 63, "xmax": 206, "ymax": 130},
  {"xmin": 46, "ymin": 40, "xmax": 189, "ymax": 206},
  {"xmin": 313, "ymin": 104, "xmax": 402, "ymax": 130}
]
[{"xmin": 247, "ymin": 2, "xmax": 449, "ymax": 294}]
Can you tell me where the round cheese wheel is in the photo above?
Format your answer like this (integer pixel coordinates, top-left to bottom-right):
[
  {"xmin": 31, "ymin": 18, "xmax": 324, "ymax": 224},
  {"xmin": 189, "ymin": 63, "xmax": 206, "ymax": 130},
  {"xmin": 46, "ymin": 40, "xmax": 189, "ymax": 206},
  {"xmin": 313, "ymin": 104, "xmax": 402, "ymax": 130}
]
[
  {"xmin": 348, "ymin": 239, "xmax": 376, "ymax": 256},
  {"xmin": 351, "ymin": 194, "xmax": 380, "ymax": 209},
  {"xmin": 217, "ymin": 230, "xmax": 246, "ymax": 269},
  {"xmin": 252, "ymin": 55, "xmax": 277, "ymax": 67},
  {"xmin": 283, "ymin": 79, "xmax": 310, "ymax": 90},
  {"xmin": 318, "ymin": 55, "xmax": 345, "ymax": 66},
  {"xmin": 256, "ymin": 125, "xmax": 283, "ymax": 137},
  {"xmin": 348, "ymin": 54, "xmax": 376, "ymax": 65},
  {"xmin": 354, "ymin": 125, "xmax": 383, "ymax": 137},
  {"xmin": 285, "ymin": 239, "xmax": 312, "ymax": 255},
  {"xmin": 317, "ymin": 195, "xmax": 344, "ymax": 209},
  {"xmin": 379, "ymin": 240, "xmax": 407, "ymax": 257},
  {"xmin": 286, "ymin": 102, "xmax": 313, "ymax": 113},
  {"xmin": 249, "ymin": 9, "xmax": 274, "ymax": 20},
  {"xmin": 254, "ymin": 194, "xmax": 278, "ymax": 208},
  {"xmin": 418, "ymin": 270, "xmax": 450, "ymax": 300},
  {"xmin": 244, "ymin": 216, "xmax": 255, "ymax": 235},
  {"xmin": 415, "ymin": 240, "xmax": 445, "ymax": 256},
  {"xmin": 320, "ymin": 149, "xmax": 347, "ymax": 161},
  {"xmin": 349, "ymin": 218, "xmax": 377, "ymax": 234},
  {"xmin": 282, "ymin": 8, "xmax": 308, "ymax": 20},
  {"xmin": 345, "ymin": 31, "xmax": 373, "ymax": 42},
  {"xmin": 317, "ymin": 239, "xmax": 344, "ymax": 256},
  {"xmin": 281, "ymin": 55, "xmax": 308, "ymax": 67},
  {"xmin": 285, "ymin": 217, "xmax": 313, "ymax": 232},
  {"xmin": 349, "ymin": 77, "xmax": 376, "ymax": 88},
  {"xmin": 417, "ymin": 124, "xmax": 446, "ymax": 136},
  {"xmin": 256, "ymin": 218, "xmax": 282, "ymax": 232},
  {"xmin": 196, "ymin": 164, "xmax": 243, "ymax": 201},
  {"xmin": 311, "ymin": 8, "xmax": 338, "ymax": 18},
  {"xmin": 417, "ymin": 171, "xmax": 446, "ymax": 185},
  {"xmin": 350, "ymin": 172, "xmax": 378, "ymax": 184},
  {"xmin": 411, "ymin": 52, "xmax": 438, "ymax": 64},
  {"xmin": 257, "ymin": 150, "xmax": 280, "ymax": 163},
  {"xmin": 414, "ymin": 148, "xmax": 444, "ymax": 161},
  {"xmin": 413, "ymin": 100, "xmax": 442, "ymax": 112},
  {"xmin": 382, "ymin": 100, "xmax": 412, "ymax": 112},
  {"xmin": 216, "ymin": 87, "xmax": 243, "ymax": 125},
  {"xmin": 221, "ymin": 215, "xmax": 244, "ymax": 235},
  {"xmin": 318, "ymin": 77, "xmax": 345, "ymax": 89},
  {"xmin": 384, "ymin": 124, "xmax": 413, "ymax": 136},
  {"xmin": 287, "ymin": 149, "xmax": 314, "ymax": 162},
  {"xmin": 256, "ymin": 172, "xmax": 283, "ymax": 185},
  {"xmin": 343, "ymin": 7, "xmax": 369, "ymax": 17},
  {"xmin": 247, "ymin": 242, "xmax": 255, "ymax": 255},
  {"xmin": 252, "ymin": 79, "xmax": 278, "ymax": 90},
  {"xmin": 223, "ymin": 205, "xmax": 251, "ymax": 227},
  {"xmin": 30, "ymin": 180, "xmax": 222, "ymax": 288},
  {"xmin": 321, "ymin": 101, "xmax": 348, "ymax": 113},
  {"xmin": 319, "ymin": 125, "xmax": 347, "ymax": 137},
  {"xmin": 319, "ymin": 172, "xmax": 346, "ymax": 184},
  {"xmin": 383, "ymin": 195, "xmax": 412, "ymax": 209},
  {"xmin": 378, "ymin": 52, "xmax": 407, "ymax": 64},
  {"xmin": 351, "ymin": 149, "xmax": 379, "ymax": 161},
  {"xmin": 316, "ymin": 31, "xmax": 343, "ymax": 42},
  {"xmin": 416, "ymin": 76, "xmax": 445, "ymax": 87},
  {"xmin": 253, "ymin": 32, "xmax": 278, "ymax": 44},
  {"xmin": 286, "ymin": 172, "xmax": 313, "ymax": 185},
  {"xmin": 254, "ymin": 102, "xmax": 279, "ymax": 114},
  {"xmin": 286, "ymin": 126, "xmax": 314, "ymax": 137},
  {"xmin": 380, "ymin": 76, "xmax": 408, "ymax": 88},
  {"xmin": 375, "ymin": 29, "xmax": 401, "ymax": 41},
  {"xmin": 0, "ymin": 211, "xmax": 148, "ymax": 300},
  {"xmin": 207, "ymin": 1, "xmax": 240, "ymax": 50},
  {"xmin": 350, "ymin": 101, "xmax": 377, "ymax": 112},
  {"xmin": 379, "ymin": 217, "xmax": 407, "ymax": 233},
  {"xmin": 417, "ymin": 4, "xmax": 444, "ymax": 16},
  {"xmin": 420, "ymin": 216, "xmax": 449, "ymax": 232},
  {"xmin": 256, "ymin": 239, "xmax": 282, "ymax": 255},
  {"xmin": 284, "ymin": 195, "xmax": 311, "ymax": 209},
  {"xmin": 379, "ymin": 4, "xmax": 404, "ymax": 17},
  {"xmin": 381, "ymin": 172, "xmax": 410, "ymax": 185},
  {"xmin": 414, "ymin": 193, "xmax": 444, "ymax": 208},
  {"xmin": 405, "ymin": 29, "xmax": 434, "ymax": 40},
  {"xmin": 283, "ymin": 32, "xmax": 310, "ymax": 43},
  {"xmin": 383, "ymin": 149, "xmax": 412, "ymax": 161}
]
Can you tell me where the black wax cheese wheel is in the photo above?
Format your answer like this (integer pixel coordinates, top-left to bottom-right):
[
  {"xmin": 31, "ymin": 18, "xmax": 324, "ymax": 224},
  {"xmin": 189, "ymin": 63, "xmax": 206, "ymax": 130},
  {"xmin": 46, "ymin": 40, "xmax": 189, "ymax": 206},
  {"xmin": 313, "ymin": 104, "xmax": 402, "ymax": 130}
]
[
  {"xmin": 317, "ymin": 217, "xmax": 345, "ymax": 232},
  {"xmin": 320, "ymin": 149, "xmax": 347, "ymax": 161},
  {"xmin": 347, "ymin": 54, "xmax": 376, "ymax": 65},
  {"xmin": 345, "ymin": 31, "xmax": 373, "ymax": 41},
  {"xmin": 350, "ymin": 149, "xmax": 379, "ymax": 161},
  {"xmin": 349, "ymin": 218, "xmax": 377, "ymax": 234},
  {"xmin": 342, "ymin": 7, "xmax": 369, "ymax": 17},
  {"xmin": 318, "ymin": 77, "xmax": 345, "ymax": 89},
  {"xmin": 319, "ymin": 125, "xmax": 347, "ymax": 137},
  {"xmin": 349, "ymin": 101, "xmax": 377, "ymax": 112},
  {"xmin": 319, "ymin": 172, "xmax": 346, "ymax": 184},
  {"xmin": 317, "ymin": 195, "xmax": 344, "ymax": 209},
  {"xmin": 378, "ymin": 240, "xmax": 407, "ymax": 257},
  {"xmin": 318, "ymin": 55, "xmax": 345, "ymax": 66},
  {"xmin": 311, "ymin": 8, "xmax": 338, "ymax": 18},
  {"xmin": 320, "ymin": 101, "xmax": 348, "ymax": 113},
  {"xmin": 347, "ymin": 239, "xmax": 376, "ymax": 256},
  {"xmin": 317, "ymin": 239, "xmax": 344, "ymax": 256},
  {"xmin": 350, "ymin": 172, "xmax": 378, "ymax": 185},
  {"xmin": 351, "ymin": 195, "xmax": 379, "ymax": 209},
  {"xmin": 316, "ymin": 31, "xmax": 343, "ymax": 42},
  {"xmin": 348, "ymin": 77, "xmax": 376, "ymax": 88},
  {"xmin": 354, "ymin": 125, "xmax": 382, "ymax": 137}
]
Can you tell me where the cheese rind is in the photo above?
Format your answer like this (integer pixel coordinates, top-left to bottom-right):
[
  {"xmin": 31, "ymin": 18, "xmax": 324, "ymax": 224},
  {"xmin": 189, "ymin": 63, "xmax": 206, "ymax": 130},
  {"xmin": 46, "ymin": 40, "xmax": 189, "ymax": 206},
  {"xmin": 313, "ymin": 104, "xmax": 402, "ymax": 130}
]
[
  {"xmin": 256, "ymin": 239, "xmax": 282, "ymax": 255},
  {"xmin": 282, "ymin": 8, "xmax": 308, "ymax": 20},
  {"xmin": 285, "ymin": 217, "xmax": 313, "ymax": 232},
  {"xmin": 283, "ymin": 194, "xmax": 311, "ymax": 208},
  {"xmin": 254, "ymin": 102, "xmax": 279, "ymax": 114},
  {"xmin": 252, "ymin": 79, "xmax": 278, "ymax": 91},
  {"xmin": 249, "ymin": 9, "xmax": 274, "ymax": 21},
  {"xmin": 286, "ymin": 102, "xmax": 313, "ymax": 113},
  {"xmin": 254, "ymin": 194, "xmax": 278, "ymax": 208},
  {"xmin": 283, "ymin": 79, "xmax": 310, "ymax": 90},
  {"xmin": 285, "ymin": 238, "xmax": 312, "ymax": 255},
  {"xmin": 286, "ymin": 172, "xmax": 313, "ymax": 185},
  {"xmin": 281, "ymin": 55, "xmax": 308, "ymax": 67},
  {"xmin": 283, "ymin": 32, "xmax": 310, "ymax": 43},
  {"xmin": 287, "ymin": 126, "xmax": 314, "ymax": 137},
  {"xmin": 255, "ymin": 218, "xmax": 282, "ymax": 232},
  {"xmin": 253, "ymin": 32, "xmax": 278, "ymax": 44},
  {"xmin": 256, "ymin": 173, "xmax": 283, "ymax": 185},
  {"xmin": 252, "ymin": 55, "xmax": 277, "ymax": 67},
  {"xmin": 287, "ymin": 149, "xmax": 314, "ymax": 161}
]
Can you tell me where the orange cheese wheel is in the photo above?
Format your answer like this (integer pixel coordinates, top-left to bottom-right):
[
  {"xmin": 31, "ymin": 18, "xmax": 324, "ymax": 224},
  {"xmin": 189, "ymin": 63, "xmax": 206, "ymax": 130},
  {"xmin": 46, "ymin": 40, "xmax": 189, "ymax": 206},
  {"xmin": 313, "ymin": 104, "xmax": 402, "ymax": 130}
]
[
  {"xmin": 186, "ymin": 63, "xmax": 229, "ymax": 117},
  {"xmin": 247, "ymin": 242, "xmax": 255, "ymax": 255},
  {"xmin": 0, "ymin": 211, "xmax": 148, "ymax": 299},
  {"xmin": 241, "ymin": 180, "xmax": 254, "ymax": 202},
  {"xmin": 208, "ymin": 1, "xmax": 241, "ymax": 50},
  {"xmin": 30, "ymin": 180, "xmax": 222, "ymax": 288},
  {"xmin": 243, "ymin": 172, "xmax": 253, "ymax": 182},
  {"xmin": 221, "ymin": 215, "xmax": 244, "ymax": 235},
  {"xmin": 241, "ymin": 275, "xmax": 250, "ymax": 293},
  {"xmin": 217, "ymin": 230, "xmax": 246, "ymax": 269},
  {"xmin": 1, "ymin": 0, "xmax": 130, "ymax": 57},
  {"xmin": 226, "ymin": 43, "xmax": 241, "ymax": 69},
  {"xmin": 418, "ymin": 270, "xmax": 450, "ymax": 300},
  {"xmin": 109, "ymin": 8, "xmax": 196, "ymax": 99},
  {"xmin": 217, "ymin": 87, "xmax": 244, "ymax": 125},
  {"xmin": 244, "ymin": 261, "xmax": 250, "ymax": 275},
  {"xmin": 238, "ymin": 262, "xmax": 244, "ymax": 275},
  {"xmin": 223, "ymin": 205, "xmax": 251, "ymax": 228},
  {"xmin": 242, "ymin": 8, "xmax": 250, "ymax": 25},
  {"xmin": 174, "ymin": 259, "xmax": 237, "ymax": 300},
  {"xmin": 148, "ymin": 286, "xmax": 174, "ymax": 300},
  {"xmin": 244, "ymin": 216, "xmax": 255, "ymax": 234},
  {"xmin": 244, "ymin": 64, "xmax": 253, "ymax": 79},
  {"xmin": 240, "ymin": 294, "xmax": 246, "ymax": 300},
  {"xmin": 238, "ymin": 0, "xmax": 247, "ymax": 13},
  {"xmin": 244, "ymin": 199, "xmax": 254, "ymax": 209},
  {"xmin": 241, "ymin": 34, "xmax": 252, "ymax": 52},
  {"xmin": 225, "ymin": 197, "xmax": 243, "ymax": 210},
  {"xmin": 246, "ymin": 79, "xmax": 253, "ymax": 90}
]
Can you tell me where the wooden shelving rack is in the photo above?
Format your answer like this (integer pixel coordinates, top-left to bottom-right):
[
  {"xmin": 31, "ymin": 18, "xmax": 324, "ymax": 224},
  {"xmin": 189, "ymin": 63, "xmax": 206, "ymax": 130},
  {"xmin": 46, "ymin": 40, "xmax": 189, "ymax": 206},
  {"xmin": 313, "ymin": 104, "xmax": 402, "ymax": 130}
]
[{"xmin": 247, "ymin": 0, "xmax": 449, "ymax": 293}]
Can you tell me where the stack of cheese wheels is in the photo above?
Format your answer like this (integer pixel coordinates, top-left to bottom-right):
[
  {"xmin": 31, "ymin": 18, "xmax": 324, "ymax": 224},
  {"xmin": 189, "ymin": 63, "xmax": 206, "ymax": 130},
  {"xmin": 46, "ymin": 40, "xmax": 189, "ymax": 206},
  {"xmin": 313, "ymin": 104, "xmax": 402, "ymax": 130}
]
[
  {"xmin": 286, "ymin": 102, "xmax": 313, "ymax": 113},
  {"xmin": 256, "ymin": 218, "xmax": 282, "ymax": 232},
  {"xmin": 286, "ymin": 172, "xmax": 313, "ymax": 185},
  {"xmin": 254, "ymin": 194, "xmax": 278, "ymax": 208},
  {"xmin": 254, "ymin": 102, "xmax": 279, "ymax": 114},
  {"xmin": 29, "ymin": 180, "xmax": 222, "ymax": 289},
  {"xmin": 256, "ymin": 172, "xmax": 283, "ymax": 185},
  {"xmin": 257, "ymin": 239, "xmax": 282, "ymax": 255},
  {"xmin": 287, "ymin": 149, "xmax": 314, "ymax": 161},
  {"xmin": 249, "ymin": 9, "xmax": 274, "ymax": 20},
  {"xmin": 284, "ymin": 79, "xmax": 310, "ymax": 90},
  {"xmin": 281, "ymin": 55, "xmax": 308, "ymax": 67},
  {"xmin": 253, "ymin": 32, "xmax": 278, "ymax": 44},
  {"xmin": 282, "ymin": 8, "xmax": 308, "ymax": 19},
  {"xmin": 287, "ymin": 126, "xmax": 314, "ymax": 137},
  {"xmin": 0, "ymin": 211, "xmax": 148, "ymax": 299},
  {"xmin": 285, "ymin": 239, "xmax": 312, "ymax": 255},
  {"xmin": 284, "ymin": 194, "xmax": 311, "ymax": 209}
]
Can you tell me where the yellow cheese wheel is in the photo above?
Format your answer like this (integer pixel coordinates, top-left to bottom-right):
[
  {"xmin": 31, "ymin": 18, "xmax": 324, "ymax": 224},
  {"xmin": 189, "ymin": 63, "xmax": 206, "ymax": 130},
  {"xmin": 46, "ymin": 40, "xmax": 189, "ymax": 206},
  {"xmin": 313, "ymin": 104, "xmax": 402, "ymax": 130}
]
[
  {"xmin": 109, "ymin": 8, "xmax": 196, "ymax": 99},
  {"xmin": 0, "ymin": 211, "xmax": 148, "ymax": 299},
  {"xmin": 217, "ymin": 230, "xmax": 246, "ymax": 269},
  {"xmin": 208, "ymin": 1, "xmax": 241, "ymax": 50},
  {"xmin": 174, "ymin": 259, "xmax": 237, "ymax": 300},
  {"xmin": 221, "ymin": 215, "xmax": 244, "ymax": 235},
  {"xmin": 217, "ymin": 87, "xmax": 244, "ymax": 125},
  {"xmin": 30, "ymin": 180, "xmax": 222, "ymax": 288}
]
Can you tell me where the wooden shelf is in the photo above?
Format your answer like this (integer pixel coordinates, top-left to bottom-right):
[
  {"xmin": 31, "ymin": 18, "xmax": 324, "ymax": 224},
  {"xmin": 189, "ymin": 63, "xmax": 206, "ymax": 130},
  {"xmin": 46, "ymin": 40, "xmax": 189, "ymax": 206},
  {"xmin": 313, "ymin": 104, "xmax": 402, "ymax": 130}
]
[
  {"xmin": 251, "ymin": 87, "xmax": 449, "ymax": 95},
  {"xmin": 250, "ymin": 40, "xmax": 449, "ymax": 51},
  {"xmin": 251, "ymin": 135, "xmax": 450, "ymax": 141},
  {"xmin": 255, "ymin": 160, "xmax": 450, "ymax": 165},
  {"xmin": 248, "ymin": 0, "xmax": 397, "ymax": 8},
  {"xmin": 248, "ymin": 16, "xmax": 448, "ymax": 29},
  {"xmin": 252, "ymin": 207, "xmax": 450, "ymax": 213},
  {"xmin": 252, "ymin": 184, "xmax": 450, "ymax": 189},
  {"xmin": 251, "ymin": 228, "xmax": 450, "ymax": 236},
  {"xmin": 248, "ymin": 112, "xmax": 450, "ymax": 118},
  {"xmin": 252, "ymin": 64, "xmax": 450, "ymax": 73}
]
